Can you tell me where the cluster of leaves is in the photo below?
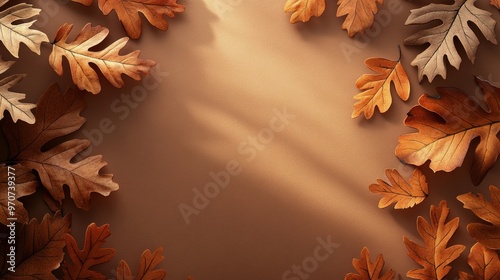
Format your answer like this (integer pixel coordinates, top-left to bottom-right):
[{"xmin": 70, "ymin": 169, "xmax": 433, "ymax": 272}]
[{"xmin": 0, "ymin": 0, "xmax": 185, "ymax": 278}]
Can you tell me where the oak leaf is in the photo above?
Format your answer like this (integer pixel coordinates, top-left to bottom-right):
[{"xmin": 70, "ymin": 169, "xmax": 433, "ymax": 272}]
[
  {"xmin": 284, "ymin": 0, "xmax": 326, "ymax": 23},
  {"xmin": 117, "ymin": 247, "xmax": 167, "ymax": 280},
  {"xmin": 0, "ymin": 164, "xmax": 38, "ymax": 225},
  {"xmin": 458, "ymin": 242, "xmax": 500, "ymax": 280},
  {"xmin": 0, "ymin": 212, "xmax": 71, "ymax": 279},
  {"xmin": 0, "ymin": 57, "xmax": 35, "ymax": 124},
  {"xmin": 395, "ymin": 77, "xmax": 500, "ymax": 186},
  {"xmin": 457, "ymin": 185, "xmax": 500, "ymax": 250},
  {"xmin": 2, "ymin": 83, "xmax": 119, "ymax": 210},
  {"xmin": 345, "ymin": 247, "xmax": 395, "ymax": 280},
  {"xmin": 404, "ymin": 0, "xmax": 497, "ymax": 82},
  {"xmin": 49, "ymin": 23, "xmax": 156, "ymax": 94},
  {"xmin": 0, "ymin": 0, "xmax": 49, "ymax": 58},
  {"xmin": 352, "ymin": 54, "xmax": 410, "ymax": 119},
  {"xmin": 369, "ymin": 168, "xmax": 428, "ymax": 209},
  {"xmin": 72, "ymin": 0, "xmax": 185, "ymax": 39},
  {"xmin": 337, "ymin": 0, "xmax": 383, "ymax": 37},
  {"xmin": 403, "ymin": 200, "xmax": 465, "ymax": 279},
  {"xmin": 62, "ymin": 223, "xmax": 116, "ymax": 280}
]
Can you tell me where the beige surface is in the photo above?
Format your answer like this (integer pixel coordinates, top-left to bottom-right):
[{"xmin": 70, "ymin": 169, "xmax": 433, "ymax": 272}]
[{"xmin": 8, "ymin": 0, "xmax": 500, "ymax": 279}]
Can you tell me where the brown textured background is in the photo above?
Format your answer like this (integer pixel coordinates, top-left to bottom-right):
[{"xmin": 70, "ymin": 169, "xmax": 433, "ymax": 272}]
[{"xmin": 5, "ymin": 0, "xmax": 500, "ymax": 279}]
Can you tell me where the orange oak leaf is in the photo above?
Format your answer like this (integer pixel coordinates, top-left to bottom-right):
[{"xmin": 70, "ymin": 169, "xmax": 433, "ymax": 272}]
[
  {"xmin": 2, "ymin": 83, "xmax": 119, "ymax": 210},
  {"xmin": 458, "ymin": 242, "xmax": 500, "ymax": 280},
  {"xmin": 352, "ymin": 54, "xmax": 410, "ymax": 119},
  {"xmin": 344, "ymin": 247, "xmax": 395, "ymax": 280},
  {"xmin": 395, "ymin": 77, "xmax": 500, "ymax": 186},
  {"xmin": 457, "ymin": 185, "xmax": 500, "ymax": 250},
  {"xmin": 403, "ymin": 200, "xmax": 465, "ymax": 279},
  {"xmin": 337, "ymin": 0, "xmax": 383, "ymax": 37},
  {"xmin": 72, "ymin": 0, "xmax": 185, "ymax": 39},
  {"xmin": 0, "ymin": 164, "xmax": 38, "ymax": 225},
  {"xmin": 117, "ymin": 247, "xmax": 167, "ymax": 280},
  {"xmin": 49, "ymin": 23, "xmax": 156, "ymax": 94},
  {"xmin": 492, "ymin": 0, "xmax": 500, "ymax": 9},
  {"xmin": 0, "ymin": 212, "xmax": 71, "ymax": 279},
  {"xmin": 369, "ymin": 168, "xmax": 428, "ymax": 209},
  {"xmin": 284, "ymin": 0, "xmax": 326, "ymax": 23},
  {"xmin": 62, "ymin": 223, "xmax": 116, "ymax": 280}
]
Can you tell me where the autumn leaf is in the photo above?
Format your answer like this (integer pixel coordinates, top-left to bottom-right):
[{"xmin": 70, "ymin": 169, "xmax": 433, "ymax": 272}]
[
  {"xmin": 0, "ymin": 57, "xmax": 35, "ymax": 124},
  {"xmin": 458, "ymin": 242, "xmax": 500, "ymax": 280},
  {"xmin": 117, "ymin": 247, "xmax": 167, "ymax": 280},
  {"xmin": 72, "ymin": 0, "xmax": 185, "ymax": 39},
  {"xmin": 403, "ymin": 200, "xmax": 465, "ymax": 279},
  {"xmin": 0, "ymin": 212, "xmax": 71, "ymax": 279},
  {"xmin": 396, "ymin": 77, "xmax": 500, "ymax": 186},
  {"xmin": 492, "ymin": 0, "xmax": 500, "ymax": 9},
  {"xmin": 345, "ymin": 247, "xmax": 395, "ymax": 280},
  {"xmin": 352, "ymin": 54, "xmax": 410, "ymax": 119},
  {"xmin": 284, "ymin": 0, "xmax": 326, "ymax": 23},
  {"xmin": 337, "ymin": 0, "xmax": 383, "ymax": 37},
  {"xmin": 49, "ymin": 23, "xmax": 156, "ymax": 94},
  {"xmin": 63, "ymin": 223, "xmax": 116, "ymax": 280},
  {"xmin": 0, "ymin": 0, "xmax": 49, "ymax": 58},
  {"xmin": 457, "ymin": 185, "xmax": 500, "ymax": 250},
  {"xmin": 404, "ymin": 0, "xmax": 497, "ymax": 82},
  {"xmin": 2, "ymin": 83, "xmax": 119, "ymax": 210},
  {"xmin": 0, "ymin": 164, "xmax": 38, "ymax": 225},
  {"xmin": 369, "ymin": 168, "xmax": 428, "ymax": 209}
]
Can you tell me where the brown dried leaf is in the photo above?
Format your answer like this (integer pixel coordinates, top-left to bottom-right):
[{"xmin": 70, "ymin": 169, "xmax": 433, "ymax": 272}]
[
  {"xmin": 49, "ymin": 23, "xmax": 156, "ymax": 94},
  {"xmin": 62, "ymin": 223, "xmax": 116, "ymax": 280},
  {"xmin": 284, "ymin": 0, "xmax": 326, "ymax": 23},
  {"xmin": 0, "ymin": 212, "xmax": 71, "ymax": 279},
  {"xmin": 403, "ymin": 200, "xmax": 465, "ymax": 279},
  {"xmin": 337, "ymin": 0, "xmax": 383, "ymax": 37},
  {"xmin": 2, "ymin": 83, "xmax": 119, "ymax": 210},
  {"xmin": 457, "ymin": 185, "xmax": 500, "ymax": 250},
  {"xmin": 458, "ymin": 242, "xmax": 500, "ymax": 280},
  {"xmin": 117, "ymin": 247, "xmax": 167, "ymax": 280},
  {"xmin": 369, "ymin": 168, "xmax": 428, "ymax": 209},
  {"xmin": 395, "ymin": 77, "xmax": 500, "ymax": 186},
  {"xmin": 404, "ymin": 0, "xmax": 497, "ymax": 82},
  {"xmin": 352, "ymin": 55, "xmax": 410, "ymax": 119},
  {"xmin": 72, "ymin": 0, "xmax": 185, "ymax": 39},
  {"xmin": 344, "ymin": 247, "xmax": 395, "ymax": 280},
  {"xmin": 0, "ymin": 164, "xmax": 38, "ymax": 225}
]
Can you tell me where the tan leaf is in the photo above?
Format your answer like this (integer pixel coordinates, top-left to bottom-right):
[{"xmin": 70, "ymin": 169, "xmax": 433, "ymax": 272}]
[
  {"xmin": 352, "ymin": 54, "xmax": 410, "ymax": 119},
  {"xmin": 284, "ymin": 0, "xmax": 326, "ymax": 23},
  {"xmin": 62, "ymin": 223, "xmax": 116, "ymax": 280},
  {"xmin": 337, "ymin": 0, "xmax": 383, "ymax": 37},
  {"xmin": 369, "ymin": 168, "xmax": 428, "ymax": 209},
  {"xmin": 49, "ymin": 23, "xmax": 156, "ymax": 94},
  {"xmin": 0, "ymin": 212, "xmax": 71, "ymax": 279},
  {"xmin": 2, "ymin": 83, "xmax": 119, "ymax": 210},
  {"xmin": 404, "ymin": 0, "xmax": 497, "ymax": 82},
  {"xmin": 117, "ymin": 247, "xmax": 167, "ymax": 280},
  {"xmin": 0, "ymin": 1, "xmax": 49, "ymax": 57},
  {"xmin": 0, "ymin": 58, "xmax": 35, "ymax": 124},
  {"xmin": 492, "ymin": 0, "xmax": 500, "ymax": 9},
  {"xmin": 403, "ymin": 200, "xmax": 465, "ymax": 279},
  {"xmin": 395, "ymin": 77, "xmax": 500, "ymax": 186},
  {"xmin": 458, "ymin": 242, "xmax": 500, "ymax": 279},
  {"xmin": 457, "ymin": 185, "xmax": 500, "ymax": 250},
  {"xmin": 345, "ymin": 247, "xmax": 395, "ymax": 280},
  {"xmin": 72, "ymin": 0, "xmax": 185, "ymax": 39},
  {"xmin": 0, "ymin": 164, "xmax": 38, "ymax": 225}
]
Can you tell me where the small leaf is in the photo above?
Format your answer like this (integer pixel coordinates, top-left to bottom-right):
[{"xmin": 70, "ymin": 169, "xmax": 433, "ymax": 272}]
[
  {"xmin": 117, "ymin": 247, "xmax": 167, "ymax": 280},
  {"xmin": 369, "ymin": 168, "xmax": 428, "ymax": 209},
  {"xmin": 403, "ymin": 200, "xmax": 465, "ymax": 279},
  {"xmin": 62, "ymin": 223, "xmax": 116, "ymax": 280},
  {"xmin": 457, "ymin": 185, "xmax": 500, "ymax": 250},
  {"xmin": 345, "ymin": 247, "xmax": 395, "ymax": 280},
  {"xmin": 284, "ymin": 0, "xmax": 326, "ymax": 23},
  {"xmin": 49, "ymin": 23, "xmax": 156, "ymax": 94},
  {"xmin": 337, "ymin": 0, "xmax": 383, "ymax": 37},
  {"xmin": 458, "ymin": 242, "xmax": 500, "ymax": 279}
]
